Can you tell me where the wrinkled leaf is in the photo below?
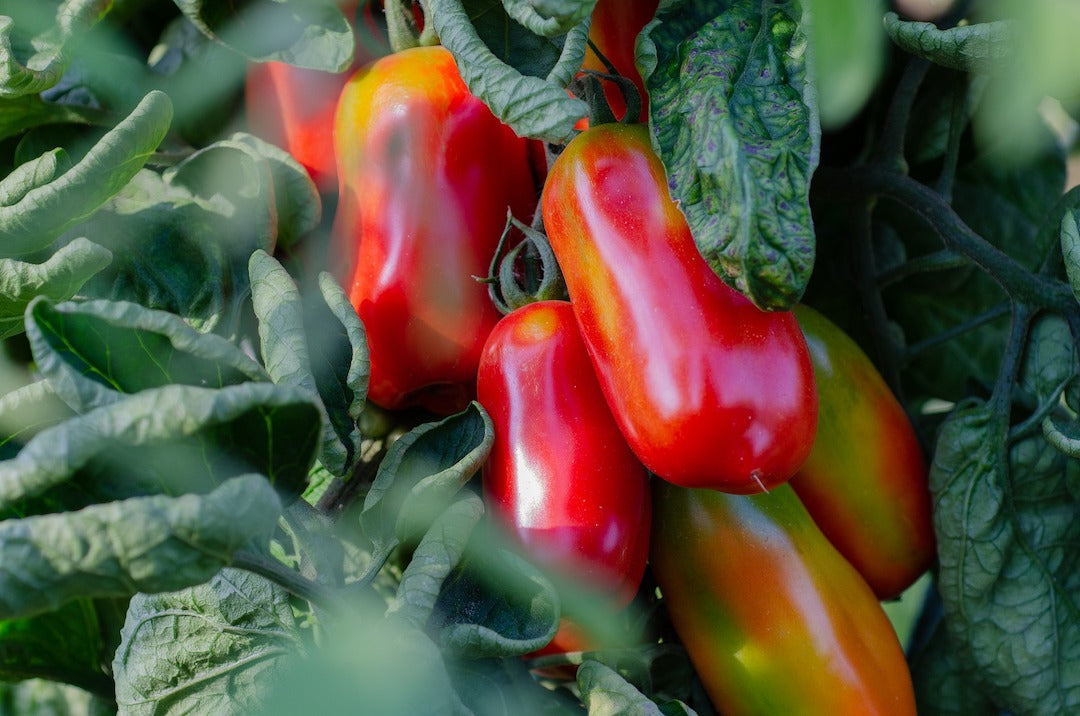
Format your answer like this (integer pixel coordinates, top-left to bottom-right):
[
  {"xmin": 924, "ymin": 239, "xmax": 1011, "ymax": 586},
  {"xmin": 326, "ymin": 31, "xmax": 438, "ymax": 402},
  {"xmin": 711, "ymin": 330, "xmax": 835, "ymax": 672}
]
[
  {"xmin": 0, "ymin": 0, "xmax": 112, "ymax": 98},
  {"xmin": 930, "ymin": 404, "xmax": 1080, "ymax": 714},
  {"xmin": 0, "ymin": 598, "xmax": 111, "ymax": 696},
  {"xmin": 113, "ymin": 568, "xmax": 300, "ymax": 716},
  {"xmin": 26, "ymin": 297, "xmax": 269, "ymax": 414},
  {"xmin": 249, "ymin": 251, "xmax": 367, "ymax": 477},
  {"xmin": 578, "ymin": 660, "xmax": 696, "ymax": 716},
  {"xmin": 0, "ymin": 238, "xmax": 111, "ymax": 340},
  {"xmin": 174, "ymin": 0, "xmax": 354, "ymax": 72},
  {"xmin": 0, "ymin": 94, "xmax": 99, "ymax": 143},
  {"xmin": 501, "ymin": 0, "xmax": 597, "ymax": 38},
  {"xmin": 884, "ymin": 12, "xmax": 1013, "ymax": 73},
  {"xmin": 387, "ymin": 494, "xmax": 484, "ymax": 629},
  {"xmin": 427, "ymin": 0, "xmax": 590, "ymax": 143},
  {"xmin": 0, "ymin": 91, "xmax": 173, "ymax": 257},
  {"xmin": 0, "ymin": 383, "xmax": 322, "ymax": 515},
  {"xmin": 910, "ymin": 616, "xmax": 1000, "ymax": 716},
  {"xmin": 0, "ymin": 380, "xmax": 73, "ymax": 461},
  {"xmin": 0, "ymin": 474, "xmax": 282, "ymax": 621},
  {"xmin": 641, "ymin": 0, "xmax": 819, "ymax": 310},
  {"xmin": 435, "ymin": 529, "xmax": 561, "ymax": 659},
  {"xmin": 361, "ymin": 403, "xmax": 494, "ymax": 560}
]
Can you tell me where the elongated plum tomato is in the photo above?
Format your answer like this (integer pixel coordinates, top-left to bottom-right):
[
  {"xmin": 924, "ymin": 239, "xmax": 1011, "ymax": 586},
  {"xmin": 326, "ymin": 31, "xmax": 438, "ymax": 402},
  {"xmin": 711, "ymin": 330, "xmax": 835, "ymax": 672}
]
[
  {"xmin": 333, "ymin": 46, "xmax": 542, "ymax": 413},
  {"xmin": 477, "ymin": 301, "xmax": 651, "ymax": 606},
  {"xmin": 651, "ymin": 481, "xmax": 917, "ymax": 715},
  {"xmin": 790, "ymin": 304, "xmax": 934, "ymax": 599},
  {"xmin": 541, "ymin": 124, "xmax": 817, "ymax": 493}
]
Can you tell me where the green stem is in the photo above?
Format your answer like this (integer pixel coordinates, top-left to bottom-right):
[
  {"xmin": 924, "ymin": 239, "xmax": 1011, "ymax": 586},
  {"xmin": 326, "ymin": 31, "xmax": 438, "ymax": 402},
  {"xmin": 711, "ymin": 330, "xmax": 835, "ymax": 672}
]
[
  {"xmin": 232, "ymin": 550, "xmax": 345, "ymax": 613},
  {"xmin": 873, "ymin": 57, "xmax": 930, "ymax": 170},
  {"xmin": 903, "ymin": 302, "xmax": 1011, "ymax": 360},
  {"xmin": 814, "ymin": 166, "xmax": 1077, "ymax": 313},
  {"xmin": 877, "ymin": 248, "xmax": 969, "ymax": 288},
  {"xmin": 934, "ymin": 71, "xmax": 972, "ymax": 201},
  {"xmin": 852, "ymin": 200, "xmax": 905, "ymax": 399}
]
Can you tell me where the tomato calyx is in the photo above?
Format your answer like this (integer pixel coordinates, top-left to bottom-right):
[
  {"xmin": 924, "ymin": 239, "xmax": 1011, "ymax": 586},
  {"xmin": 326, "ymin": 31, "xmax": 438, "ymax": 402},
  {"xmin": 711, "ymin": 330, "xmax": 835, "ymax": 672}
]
[
  {"xmin": 479, "ymin": 211, "xmax": 567, "ymax": 314},
  {"xmin": 569, "ymin": 39, "xmax": 643, "ymax": 128}
]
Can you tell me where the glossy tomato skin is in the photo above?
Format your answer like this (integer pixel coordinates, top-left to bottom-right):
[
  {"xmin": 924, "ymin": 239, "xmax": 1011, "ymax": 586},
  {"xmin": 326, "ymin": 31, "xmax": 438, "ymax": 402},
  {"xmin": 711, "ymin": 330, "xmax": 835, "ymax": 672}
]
[
  {"xmin": 790, "ymin": 304, "xmax": 934, "ymax": 599},
  {"xmin": 651, "ymin": 481, "xmax": 917, "ymax": 716},
  {"xmin": 541, "ymin": 123, "xmax": 817, "ymax": 493},
  {"xmin": 582, "ymin": 0, "xmax": 658, "ymax": 122},
  {"xmin": 334, "ymin": 46, "xmax": 542, "ymax": 413},
  {"xmin": 477, "ymin": 301, "xmax": 651, "ymax": 605}
]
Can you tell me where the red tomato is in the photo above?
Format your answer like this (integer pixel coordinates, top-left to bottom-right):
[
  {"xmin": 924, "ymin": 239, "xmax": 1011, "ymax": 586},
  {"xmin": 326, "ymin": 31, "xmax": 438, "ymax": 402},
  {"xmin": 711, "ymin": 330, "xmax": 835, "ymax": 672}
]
[
  {"xmin": 333, "ymin": 46, "xmax": 542, "ymax": 413},
  {"xmin": 541, "ymin": 124, "xmax": 817, "ymax": 493},
  {"xmin": 790, "ymin": 304, "xmax": 934, "ymax": 599},
  {"xmin": 478, "ymin": 300, "xmax": 651, "ymax": 605}
]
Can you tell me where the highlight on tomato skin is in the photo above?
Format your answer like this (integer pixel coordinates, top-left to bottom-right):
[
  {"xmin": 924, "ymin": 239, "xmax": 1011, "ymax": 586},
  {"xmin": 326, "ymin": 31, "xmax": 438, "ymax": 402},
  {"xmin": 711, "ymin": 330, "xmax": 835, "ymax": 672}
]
[
  {"xmin": 541, "ymin": 122, "xmax": 818, "ymax": 494},
  {"xmin": 332, "ymin": 45, "xmax": 542, "ymax": 414},
  {"xmin": 477, "ymin": 300, "xmax": 651, "ymax": 609},
  {"xmin": 650, "ymin": 481, "xmax": 918, "ymax": 716},
  {"xmin": 790, "ymin": 303, "xmax": 935, "ymax": 600}
]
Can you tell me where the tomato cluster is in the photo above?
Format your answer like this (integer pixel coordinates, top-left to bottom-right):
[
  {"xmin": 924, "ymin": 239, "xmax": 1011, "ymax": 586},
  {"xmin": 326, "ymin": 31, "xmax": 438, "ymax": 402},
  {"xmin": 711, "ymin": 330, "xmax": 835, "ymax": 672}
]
[{"xmin": 244, "ymin": 3, "xmax": 934, "ymax": 712}]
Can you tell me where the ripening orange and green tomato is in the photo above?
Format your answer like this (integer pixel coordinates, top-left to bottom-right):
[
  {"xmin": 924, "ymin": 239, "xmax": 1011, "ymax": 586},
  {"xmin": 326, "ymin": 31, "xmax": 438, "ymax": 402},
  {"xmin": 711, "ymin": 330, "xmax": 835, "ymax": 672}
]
[
  {"xmin": 477, "ymin": 301, "xmax": 651, "ymax": 607},
  {"xmin": 790, "ymin": 304, "xmax": 935, "ymax": 599},
  {"xmin": 541, "ymin": 123, "xmax": 817, "ymax": 493},
  {"xmin": 651, "ymin": 481, "xmax": 917, "ymax": 716},
  {"xmin": 333, "ymin": 45, "xmax": 543, "ymax": 413}
]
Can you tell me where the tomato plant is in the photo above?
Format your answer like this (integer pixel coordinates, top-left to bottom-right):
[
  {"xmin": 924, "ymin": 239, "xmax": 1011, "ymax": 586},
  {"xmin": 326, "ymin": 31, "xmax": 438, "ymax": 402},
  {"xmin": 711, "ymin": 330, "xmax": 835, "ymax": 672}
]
[
  {"xmin": 2, "ymin": 1, "xmax": 1080, "ymax": 715},
  {"xmin": 542, "ymin": 123, "xmax": 818, "ymax": 494}
]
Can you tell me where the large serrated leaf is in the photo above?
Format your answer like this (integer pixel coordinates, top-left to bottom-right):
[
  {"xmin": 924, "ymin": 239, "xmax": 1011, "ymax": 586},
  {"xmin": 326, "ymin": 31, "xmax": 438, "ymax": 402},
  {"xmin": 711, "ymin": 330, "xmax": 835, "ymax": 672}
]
[
  {"xmin": 113, "ymin": 568, "xmax": 300, "ymax": 716},
  {"xmin": 0, "ymin": 0, "xmax": 111, "ymax": 98},
  {"xmin": 0, "ymin": 598, "xmax": 111, "ymax": 696},
  {"xmin": 0, "ymin": 474, "xmax": 282, "ymax": 621},
  {"xmin": 361, "ymin": 403, "xmax": 494, "ymax": 560},
  {"xmin": 642, "ymin": 0, "xmax": 819, "ymax": 310},
  {"xmin": 884, "ymin": 12, "xmax": 1013, "ymax": 73},
  {"xmin": 174, "ymin": 0, "xmax": 354, "ymax": 72},
  {"xmin": 249, "ymin": 251, "xmax": 367, "ymax": 478},
  {"xmin": 0, "ymin": 383, "xmax": 322, "ymax": 516},
  {"xmin": 26, "ymin": 297, "xmax": 269, "ymax": 414},
  {"xmin": 0, "ymin": 238, "xmax": 111, "ymax": 340},
  {"xmin": 427, "ymin": 0, "xmax": 589, "ymax": 143},
  {"xmin": 931, "ymin": 404, "xmax": 1080, "ymax": 714},
  {"xmin": 0, "ymin": 91, "xmax": 173, "ymax": 258}
]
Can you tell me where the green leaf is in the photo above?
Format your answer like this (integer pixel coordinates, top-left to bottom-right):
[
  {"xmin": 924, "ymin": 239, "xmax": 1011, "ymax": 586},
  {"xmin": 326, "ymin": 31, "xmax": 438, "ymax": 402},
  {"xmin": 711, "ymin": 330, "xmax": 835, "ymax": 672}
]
[
  {"xmin": 427, "ymin": 0, "xmax": 590, "ymax": 143},
  {"xmin": 0, "ymin": 383, "xmax": 322, "ymax": 516},
  {"xmin": 0, "ymin": 0, "xmax": 112, "ymax": 98},
  {"xmin": 361, "ymin": 403, "xmax": 494, "ymax": 561},
  {"xmin": 642, "ymin": 0, "xmax": 819, "ymax": 310},
  {"xmin": 387, "ymin": 494, "xmax": 485, "ymax": 629},
  {"xmin": 0, "ymin": 238, "xmax": 111, "ymax": 340},
  {"xmin": 1062, "ymin": 210, "xmax": 1080, "ymax": 306},
  {"xmin": 883, "ymin": 12, "xmax": 1013, "ymax": 73},
  {"xmin": 174, "ymin": 0, "xmax": 354, "ymax": 72},
  {"xmin": 0, "ymin": 380, "xmax": 73, "ymax": 461},
  {"xmin": 0, "ymin": 599, "xmax": 111, "ymax": 696},
  {"xmin": 0, "ymin": 90, "xmax": 173, "ymax": 257},
  {"xmin": 434, "ymin": 539, "xmax": 561, "ymax": 659},
  {"xmin": 113, "ymin": 568, "xmax": 300, "ymax": 716},
  {"xmin": 26, "ymin": 297, "xmax": 269, "ymax": 414},
  {"xmin": 0, "ymin": 678, "xmax": 103, "ymax": 715},
  {"xmin": 249, "ymin": 251, "xmax": 368, "ymax": 477},
  {"xmin": 0, "ymin": 95, "xmax": 99, "ymax": 143},
  {"xmin": 448, "ymin": 657, "xmax": 587, "ymax": 714},
  {"xmin": 230, "ymin": 133, "xmax": 321, "ymax": 250},
  {"xmin": 930, "ymin": 404, "xmax": 1080, "ymax": 714},
  {"xmin": 910, "ymin": 615, "xmax": 1000, "ymax": 716},
  {"xmin": 578, "ymin": 660, "xmax": 696, "ymax": 716},
  {"xmin": 501, "ymin": 0, "xmax": 597, "ymax": 38},
  {"xmin": 0, "ymin": 474, "xmax": 282, "ymax": 621}
]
